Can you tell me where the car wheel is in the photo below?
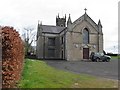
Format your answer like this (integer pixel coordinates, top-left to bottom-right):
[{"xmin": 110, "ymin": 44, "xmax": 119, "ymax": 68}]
[
  {"xmin": 106, "ymin": 59, "xmax": 110, "ymax": 62},
  {"xmin": 91, "ymin": 59, "xmax": 95, "ymax": 62},
  {"xmin": 96, "ymin": 58, "xmax": 100, "ymax": 62}
]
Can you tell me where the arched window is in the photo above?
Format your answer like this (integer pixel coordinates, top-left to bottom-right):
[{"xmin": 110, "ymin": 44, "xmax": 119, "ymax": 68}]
[{"xmin": 83, "ymin": 28, "xmax": 89, "ymax": 44}]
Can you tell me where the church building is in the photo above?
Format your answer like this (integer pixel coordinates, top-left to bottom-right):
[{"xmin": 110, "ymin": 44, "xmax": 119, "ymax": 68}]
[{"xmin": 36, "ymin": 9, "xmax": 103, "ymax": 61}]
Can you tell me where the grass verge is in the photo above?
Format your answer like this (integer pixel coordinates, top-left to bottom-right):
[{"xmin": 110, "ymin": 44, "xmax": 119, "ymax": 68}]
[
  {"xmin": 18, "ymin": 59, "xmax": 118, "ymax": 88},
  {"xmin": 111, "ymin": 56, "xmax": 120, "ymax": 59}
]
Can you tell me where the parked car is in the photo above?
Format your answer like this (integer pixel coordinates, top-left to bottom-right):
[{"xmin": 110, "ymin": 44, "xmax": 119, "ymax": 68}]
[{"xmin": 90, "ymin": 52, "xmax": 111, "ymax": 62}]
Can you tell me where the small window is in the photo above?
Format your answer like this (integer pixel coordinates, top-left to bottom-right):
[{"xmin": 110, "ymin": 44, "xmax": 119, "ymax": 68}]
[
  {"xmin": 61, "ymin": 50, "xmax": 64, "ymax": 59},
  {"xmin": 48, "ymin": 38, "xmax": 55, "ymax": 46},
  {"xmin": 61, "ymin": 36, "xmax": 64, "ymax": 44}
]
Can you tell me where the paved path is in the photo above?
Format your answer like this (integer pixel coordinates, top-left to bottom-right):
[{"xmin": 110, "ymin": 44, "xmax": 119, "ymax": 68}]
[{"xmin": 45, "ymin": 59, "xmax": 118, "ymax": 80}]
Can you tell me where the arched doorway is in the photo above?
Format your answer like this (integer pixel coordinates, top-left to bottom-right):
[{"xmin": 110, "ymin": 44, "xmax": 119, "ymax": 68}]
[{"xmin": 83, "ymin": 48, "xmax": 89, "ymax": 59}]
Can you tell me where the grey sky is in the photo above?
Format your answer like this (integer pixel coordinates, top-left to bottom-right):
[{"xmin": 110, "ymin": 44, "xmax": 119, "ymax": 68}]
[{"xmin": 0, "ymin": 0, "xmax": 119, "ymax": 53}]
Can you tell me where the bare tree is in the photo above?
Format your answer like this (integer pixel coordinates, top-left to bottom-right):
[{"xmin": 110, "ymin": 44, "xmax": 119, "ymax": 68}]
[{"xmin": 22, "ymin": 27, "xmax": 36, "ymax": 56}]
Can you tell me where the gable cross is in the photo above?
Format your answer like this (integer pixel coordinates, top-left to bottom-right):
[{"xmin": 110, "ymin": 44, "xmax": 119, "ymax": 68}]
[{"xmin": 84, "ymin": 8, "xmax": 87, "ymax": 13}]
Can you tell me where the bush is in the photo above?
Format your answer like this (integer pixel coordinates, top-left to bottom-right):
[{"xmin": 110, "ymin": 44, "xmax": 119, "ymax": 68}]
[{"xmin": 2, "ymin": 26, "xmax": 24, "ymax": 88}]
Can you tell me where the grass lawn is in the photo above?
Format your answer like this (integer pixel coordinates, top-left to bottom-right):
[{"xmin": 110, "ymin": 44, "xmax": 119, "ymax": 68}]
[
  {"xmin": 111, "ymin": 55, "xmax": 120, "ymax": 59},
  {"xmin": 18, "ymin": 59, "xmax": 118, "ymax": 88}
]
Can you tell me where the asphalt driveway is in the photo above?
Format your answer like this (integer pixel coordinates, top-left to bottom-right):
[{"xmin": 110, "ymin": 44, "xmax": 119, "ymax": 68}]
[{"xmin": 45, "ymin": 59, "xmax": 118, "ymax": 80}]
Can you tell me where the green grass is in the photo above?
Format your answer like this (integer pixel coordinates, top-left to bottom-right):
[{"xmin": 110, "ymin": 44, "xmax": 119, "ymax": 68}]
[
  {"xmin": 18, "ymin": 59, "xmax": 118, "ymax": 88},
  {"xmin": 111, "ymin": 55, "xmax": 120, "ymax": 59}
]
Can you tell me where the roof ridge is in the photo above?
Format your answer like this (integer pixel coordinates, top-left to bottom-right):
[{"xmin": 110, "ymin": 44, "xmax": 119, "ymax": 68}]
[
  {"xmin": 42, "ymin": 25, "xmax": 65, "ymax": 28},
  {"xmin": 86, "ymin": 14, "xmax": 98, "ymax": 26},
  {"xmin": 42, "ymin": 25, "xmax": 56, "ymax": 27}
]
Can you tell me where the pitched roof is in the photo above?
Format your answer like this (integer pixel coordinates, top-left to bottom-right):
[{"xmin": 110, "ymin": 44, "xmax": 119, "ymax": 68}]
[
  {"xmin": 72, "ymin": 13, "xmax": 99, "ymax": 32},
  {"xmin": 73, "ymin": 13, "xmax": 97, "ymax": 25},
  {"xmin": 41, "ymin": 25, "xmax": 65, "ymax": 34}
]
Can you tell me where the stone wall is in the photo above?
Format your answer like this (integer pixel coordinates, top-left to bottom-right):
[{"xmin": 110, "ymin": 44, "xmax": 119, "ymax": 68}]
[{"xmin": 65, "ymin": 20, "xmax": 103, "ymax": 61}]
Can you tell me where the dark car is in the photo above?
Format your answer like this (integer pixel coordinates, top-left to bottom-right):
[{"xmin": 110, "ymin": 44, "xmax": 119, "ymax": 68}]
[{"xmin": 90, "ymin": 52, "xmax": 111, "ymax": 62}]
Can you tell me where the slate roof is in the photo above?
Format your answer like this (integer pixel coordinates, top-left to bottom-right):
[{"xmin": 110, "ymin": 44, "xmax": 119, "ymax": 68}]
[{"xmin": 41, "ymin": 25, "xmax": 66, "ymax": 34}]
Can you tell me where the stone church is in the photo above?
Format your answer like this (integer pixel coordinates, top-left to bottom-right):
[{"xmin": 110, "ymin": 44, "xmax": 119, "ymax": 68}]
[{"xmin": 36, "ymin": 9, "xmax": 103, "ymax": 61}]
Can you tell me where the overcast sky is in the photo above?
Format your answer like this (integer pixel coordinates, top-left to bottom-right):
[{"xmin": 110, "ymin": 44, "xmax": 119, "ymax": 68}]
[{"xmin": 0, "ymin": 0, "xmax": 119, "ymax": 53}]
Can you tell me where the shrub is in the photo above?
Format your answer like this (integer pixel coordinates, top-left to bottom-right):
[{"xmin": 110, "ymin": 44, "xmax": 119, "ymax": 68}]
[{"xmin": 1, "ymin": 26, "xmax": 24, "ymax": 88}]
